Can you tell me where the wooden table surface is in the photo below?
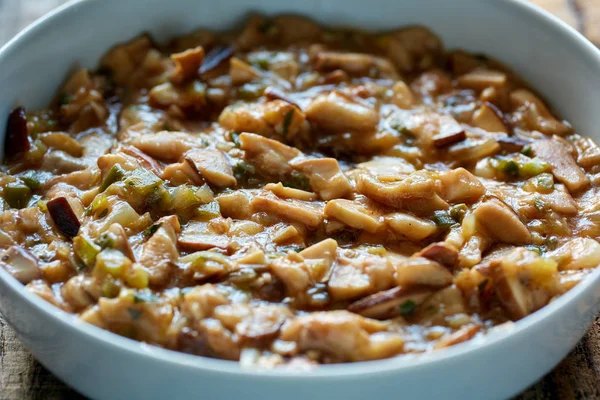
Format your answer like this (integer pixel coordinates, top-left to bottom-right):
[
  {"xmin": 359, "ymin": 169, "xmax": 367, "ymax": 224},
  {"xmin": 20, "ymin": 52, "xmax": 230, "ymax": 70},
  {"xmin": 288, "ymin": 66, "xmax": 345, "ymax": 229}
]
[{"xmin": 0, "ymin": 0, "xmax": 599, "ymax": 398}]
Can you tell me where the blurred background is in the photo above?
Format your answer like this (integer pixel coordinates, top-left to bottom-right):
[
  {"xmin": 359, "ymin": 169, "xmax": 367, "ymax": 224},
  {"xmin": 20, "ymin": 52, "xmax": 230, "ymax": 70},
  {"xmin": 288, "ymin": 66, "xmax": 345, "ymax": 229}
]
[{"xmin": 0, "ymin": 0, "xmax": 598, "ymax": 399}]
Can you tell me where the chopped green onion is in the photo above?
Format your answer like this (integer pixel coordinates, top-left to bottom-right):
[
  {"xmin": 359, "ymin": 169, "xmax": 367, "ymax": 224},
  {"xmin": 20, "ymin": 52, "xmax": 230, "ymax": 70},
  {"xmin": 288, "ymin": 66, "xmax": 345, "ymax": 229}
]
[
  {"xmin": 449, "ymin": 203, "xmax": 468, "ymax": 222},
  {"xmin": 231, "ymin": 132, "xmax": 241, "ymax": 147},
  {"xmin": 143, "ymin": 223, "xmax": 162, "ymax": 237},
  {"xmin": 196, "ymin": 201, "xmax": 221, "ymax": 221},
  {"xmin": 520, "ymin": 146, "xmax": 533, "ymax": 157},
  {"xmin": 20, "ymin": 171, "xmax": 42, "ymax": 190},
  {"xmin": 399, "ymin": 299, "xmax": 417, "ymax": 316},
  {"xmin": 100, "ymin": 164, "xmax": 126, "ymax": 192},
  {"xmin": 133, "ymin": 291, "xmax": 158, "ymax": 303},
  {"xmin": 73, "ymin": 235, "xmax": 101, "ymax": 268},
  {"xmin": 282, "ymin": 110, "xmax": 294, "ymax": 137},
  {"xmin": 283, "ymin": 171, "xmax": 310, "ymax": 191},
  {"xmin": 432, "ymin": 210, "xmax": 457, "ymax": 228},
  {"xmin": 4, "ymin": 180, "xmax": 32, "ymax": 209},
  {"xmin": 520, "ymin": 157, "xmax": 550, "ymax": 177}
]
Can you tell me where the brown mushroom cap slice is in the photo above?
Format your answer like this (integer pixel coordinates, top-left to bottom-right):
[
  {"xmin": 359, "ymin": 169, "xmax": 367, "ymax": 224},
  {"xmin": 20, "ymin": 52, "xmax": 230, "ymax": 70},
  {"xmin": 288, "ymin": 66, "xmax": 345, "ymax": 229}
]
[
  {"xmin": 490, "ymin": 260, "xmax": 531, "ymax": 320},
  {"xmin": 474, "ymin": 198, "xmax": 531, "ymax": 245},
  {"xmin": 4, "ymin": 107, "xmax": 30, "ymax": 159},
  {"xmin": 199, "ymin": 44, "xmax": 234, "ymax": 76},
  {"xmin": 47, "ymin": 197, "xmax": 81, "ymax": 239},
  {"xmin": 417, "ymin": 242, "xmax": 459, "ymax": 269},
  {"xmin": 0, "ymin": 246, "xmax": 40, "ymax": 284},
  {"xmin": 348, "ymin": 286, "xmax": 433, "ymax": 319}
]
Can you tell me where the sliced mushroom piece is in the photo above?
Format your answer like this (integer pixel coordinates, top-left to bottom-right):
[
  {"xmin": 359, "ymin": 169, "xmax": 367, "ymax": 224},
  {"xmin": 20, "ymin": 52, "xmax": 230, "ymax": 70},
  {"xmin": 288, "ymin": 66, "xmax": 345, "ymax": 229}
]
[
  {"xmin": 106, "ymin": 223, "xmax": 135, "ymax": 261},
  {"xmin": 314, "ymin": 51, "xmax": 398, "ymax": 78},
  {"xmin": 216, "ymin": 190, "xmax": 252, "ymax": 219},
  {"xmin": 0, "ymin": 246, "xmax": 40, "ymax": 284},
  {"xmin": 251, "ymin": 192, "xmax": 323, "ymax": 229},
  {"xmin": 171, "ymin": 46, "xmax": 205, "ymax": 84},
  {"xmin": 348, "ymin": 286, "xmax": 434, "ymax": 319},
  {"xmin": 265, "ymin": 182, "xmax": 317, "ymax": 201},
  {"xmin": 433, "ymin": 324, "xmax": 482, "ymax": 349},
  {"xmin": 547, "ymin": 237, "xmax": 600, "ymax": 271},
  {"xmin": 457, "ymin": 70, "xmax": 507, "ymax": 91},
  {"xmin": 496, "ymin": 135, "xmax": 532, "ymax": 153},
  {"xmin": 471, "ymin": 103, "xmax": 508, "ymax": 133},
  {"xmin": 299, "ymin": 238, "xmax": 338, "ymax": 273},
  {"xmin": 291, "ymin": 158, "xmax": 352, "ymax": 200},
  {"xmin": 531, "ymin": 138, "xmax": 589, "ymax": 193},
  {"xmin": 199, "ymin": 44, "xmax": 234, "ymax": 76},
  {"xmin": 139, "ymin": 215, "xmax": 181, "ymax": 287},
  {"xmin": 416, "ymin": 242, "xmax": 459, "ymax": 269},
  {"xmin": 474, "ymin": 198, "xmax": 531, "ymax": 245},
  {"xmin": 510, "ymin": 89, "xmax": 570, "ymax": 136},
  {"xmin": 305, "ymin": 91, "xmax": 379, "ymax": 133},
  {"xmin": 130, "ymin": 131, "xmax": 207, "ymax": 162},
  {"xmin": 447, "ymin": 137, "xmax": 500, "ymax": 163},
  {"xmin": 263, "ymin": 87, "xmax": 301, "ymax": 108},
  {"xmin": 386, "ymin": 212, "xmax": 438, "ymax": 241},
  {"xmin": 239, "ymin": 132, "xmax": 301, "ymax": 176},
  {"xmin": 47, "ymin": 196, "xmax": 81, "ymax": 238},
  {"xmin": 4, "ymin": 107, "xmax": 30, "ymax": 159},
  {"xmin": 357, "ymin": 157, "xmax": 415, "ymax": 181},
  {"xmin": 39, "ymin": 132, "xmax": 84, "ymax": 157},
  {"xmin": 356, "ymin": 171, "xmax": 449, "ymax": 214},
  {"xmin": 491, "ymin": 248, "xmax": 560, "ymax": 320},
  {"xmin": 178, "ymin": 221, "xmax": 230, "ymax": 251},
  {"xmin": 185, "ymin": 149, "xmax": 236, "ymax": 188},
  {"xmin": 328, "ymin": 255, "xmax": 395, "ymax": 301},
  {"xmin": 432, "ymin": 127, "xmax": 466, "ymax": 148},
  {"xmin": 229, "ymin": 57, "xmax": 261, "ymax": 86},
  {"xmin": 120, "ymin": 145, "xmax": 164, "ymax": 176},
  {"xmin": 436, "ymin": 167, "xmax": 485, "ymax": 204},
  {"xmin": 573, "ymin": 136, "xmax": 600, "ymax": 170},
  {"xmin": 395, "ymin": 256, "xmax": 454, "ymax": 288},
  {"xmin": 324, "ymin": 199, "xmax": 384, "ymax": 233}
]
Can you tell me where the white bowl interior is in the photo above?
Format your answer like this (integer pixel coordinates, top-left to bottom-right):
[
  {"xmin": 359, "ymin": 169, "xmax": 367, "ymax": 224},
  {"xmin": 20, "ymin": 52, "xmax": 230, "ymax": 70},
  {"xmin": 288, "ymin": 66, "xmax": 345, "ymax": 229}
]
[{"xmin": 1, "ymin": 1, "xmax": 600, "ymax": 399}]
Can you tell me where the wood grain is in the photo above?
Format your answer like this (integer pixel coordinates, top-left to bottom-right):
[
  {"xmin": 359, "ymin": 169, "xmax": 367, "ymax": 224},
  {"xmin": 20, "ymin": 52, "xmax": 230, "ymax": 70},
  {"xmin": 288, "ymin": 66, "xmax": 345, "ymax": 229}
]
[{"xmin": 0, "ymin": 0, "xmax": 599, "ymax": 399}]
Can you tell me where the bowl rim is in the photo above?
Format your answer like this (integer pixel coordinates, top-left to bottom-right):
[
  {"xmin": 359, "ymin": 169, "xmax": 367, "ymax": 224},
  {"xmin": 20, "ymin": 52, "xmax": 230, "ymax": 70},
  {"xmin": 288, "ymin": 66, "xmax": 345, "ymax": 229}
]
[{"xmin": 1, "ymin": 0, "xmax": 600, "ymax": 379}]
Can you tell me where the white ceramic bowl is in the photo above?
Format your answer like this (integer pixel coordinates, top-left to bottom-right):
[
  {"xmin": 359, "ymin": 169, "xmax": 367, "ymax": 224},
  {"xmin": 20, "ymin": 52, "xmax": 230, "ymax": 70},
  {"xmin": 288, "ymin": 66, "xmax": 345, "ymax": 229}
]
[{"xmin": 1, "ymin": 0, "xmax": 600, "ymax": 399}]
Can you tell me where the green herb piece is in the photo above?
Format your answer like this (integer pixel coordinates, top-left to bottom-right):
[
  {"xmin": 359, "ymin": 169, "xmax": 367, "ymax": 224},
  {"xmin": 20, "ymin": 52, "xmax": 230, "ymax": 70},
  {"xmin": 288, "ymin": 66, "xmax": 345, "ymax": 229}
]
[
  {"xmin": 102, "ymin": 278, "xmax": 121, "ymax": 298},
  {"xmin": 133, "ymin": 291, "xmax": 158, "ymax": 303},
  {"xmin": 195, "ymin": 201, "xmax": 221, "ymax": 221},
  {"xmin": 94, "ymin": 249, "xmax": 132, "ymax": 279},
  {"xmin": 95, "ymin": 232, "xmax": 115, "ymax": 250},
  {"xmin": 233, "ymin": 161, "xmax": 257, "ymax": 182},
  {"xmin": 143, "ymin": 223, "xmax": 162, "ymax": 237},
  {"xmin": 4, "ymin": 180, "xmax": 32, "ymax": 209},
  {"xmin": 20, "ymin": 171, "xmax": 42, "ymax": 190},
  {"xmin": 520, "ymin": 157, "xmax": 550, "ymax": 178},
  {"xmin": 531, "ymin": 172, "xmax": 554, "ymax": 194},
  {"xmin": 283, "ymin": 171, "xmax": 310, "ymax": 191},
  {"xmin": 253, "ymin": 58, "xmax": 270, "ymax": 70},
  {"xmin": 524, "ymin": 245, "xmax": 543, "ymax": 255},
  {"xmin": 100, "ymin": 164, "xmax": 126, "ymax": 192},
  {"xmin": 502, "ymin": 160, "xmax": 520, "ymax": 177},
  {"xmin": 520, "ymin": 146, "xmax": 533, "ymax": 157},
  {"xmin": 238, "ymin": 83, "xmax": 266, "ymax": 100},
  {"xmin": 390, "ymin": 122, "xmax": 415, "ymax": 138},
  {"xmin": 449, "ymin": 203, "xmax": 468, "ymax": 222},
  {"xmin": 231, "ymin": 132, "xmax": 241, "ymax": 147},
  {"xmin": 432, "ymin": 210, "xmax": 457, "ymax": 228},
  {"xmin": 170, "ymin": 185, "xmax": 209, "ymax": 215},
  {"xmin": 180, "ymin": 251, "xmax": 231, "ymax": 278},
  {"xmin": 86, "ymin": 194, "xmax": 109, "ymax": 216},
  {"xmin": 282, "ymin": 110, "xmax": 294, "ymax": 137},
  {"xmin": 73, "ymin": 235, "xmax": 101, "ymax": 268},
  {"xmin": 399, "ymin": 299, "xmax": 417, "ymax": 316}
]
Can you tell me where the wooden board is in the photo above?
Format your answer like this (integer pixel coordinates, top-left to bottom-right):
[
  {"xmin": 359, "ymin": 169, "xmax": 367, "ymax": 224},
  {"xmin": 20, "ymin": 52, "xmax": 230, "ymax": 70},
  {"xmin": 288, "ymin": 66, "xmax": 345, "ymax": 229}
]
[{"xmin": 0, "ymin": 0, "xmax": 599, "ymax": 398}]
